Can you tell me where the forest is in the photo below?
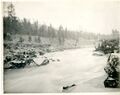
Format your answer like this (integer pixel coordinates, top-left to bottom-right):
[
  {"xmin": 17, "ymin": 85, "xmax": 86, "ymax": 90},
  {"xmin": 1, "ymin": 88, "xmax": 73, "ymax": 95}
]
[
  {"xmin": 3, "ymin": 3, "xmax": 100, "ymax": 44},
  {"xmin": 3, "ymin": 3, "xmax": 119, "ymax": 51}
]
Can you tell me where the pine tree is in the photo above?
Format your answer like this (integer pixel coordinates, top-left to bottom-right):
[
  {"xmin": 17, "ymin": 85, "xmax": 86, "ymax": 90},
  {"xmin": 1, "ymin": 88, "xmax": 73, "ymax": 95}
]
[{"xmin": 28, "ymin": 35, "xmax": 32, "ymax": 42}]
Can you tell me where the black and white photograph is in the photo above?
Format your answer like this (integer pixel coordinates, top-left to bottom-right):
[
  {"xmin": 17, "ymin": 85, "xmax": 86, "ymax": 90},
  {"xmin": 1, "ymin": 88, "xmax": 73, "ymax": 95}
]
[{"xmin": 1, "ymin": 0, "xmax": 120, "ymax": 93}]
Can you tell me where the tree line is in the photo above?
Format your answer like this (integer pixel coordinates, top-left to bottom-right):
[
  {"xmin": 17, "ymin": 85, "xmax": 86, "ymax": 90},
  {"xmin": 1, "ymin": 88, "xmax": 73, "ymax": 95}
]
[{"xmin": 3, "ymin": 3, "xmax": 105, "ymax": 45}]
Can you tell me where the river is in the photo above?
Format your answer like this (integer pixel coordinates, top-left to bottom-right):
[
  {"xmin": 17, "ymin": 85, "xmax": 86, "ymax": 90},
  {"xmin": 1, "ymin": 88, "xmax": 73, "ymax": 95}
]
[{"xmin": 4, "ymin": 47, "xmax": 120, "ymax": 93}]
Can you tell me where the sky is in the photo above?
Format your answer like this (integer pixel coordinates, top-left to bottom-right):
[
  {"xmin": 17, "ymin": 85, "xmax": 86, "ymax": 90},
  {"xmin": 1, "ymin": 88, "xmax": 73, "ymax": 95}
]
[{"xmin": 3, "ymin": 0, "xmax": 120, "ymax": 34}]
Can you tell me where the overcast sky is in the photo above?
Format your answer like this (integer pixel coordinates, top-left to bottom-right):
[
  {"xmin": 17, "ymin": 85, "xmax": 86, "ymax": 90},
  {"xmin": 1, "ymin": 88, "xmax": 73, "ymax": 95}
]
[{"xmin": 5, "ymin": 0, "xmax": 120, "ymax": 34}]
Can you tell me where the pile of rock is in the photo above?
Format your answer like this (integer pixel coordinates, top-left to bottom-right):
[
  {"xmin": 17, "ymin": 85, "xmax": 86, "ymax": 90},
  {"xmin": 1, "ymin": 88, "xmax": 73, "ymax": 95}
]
[
  {"xmin": 4, "ymin": 50, "xmax": 38, "ymax": 69},
  {"xmin": 104, "ymin": 53, "xmax": 120, "ymax": 88}
]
